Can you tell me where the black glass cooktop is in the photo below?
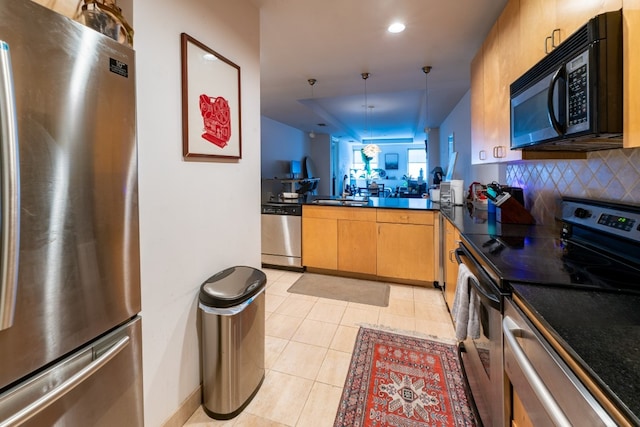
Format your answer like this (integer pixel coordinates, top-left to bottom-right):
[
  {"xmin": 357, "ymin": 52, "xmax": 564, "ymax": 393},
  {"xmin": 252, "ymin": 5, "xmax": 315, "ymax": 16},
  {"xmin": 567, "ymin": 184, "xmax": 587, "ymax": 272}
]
[{"xmin": 461, "ymin": 233, "xmax": 640, "ymax": 294}]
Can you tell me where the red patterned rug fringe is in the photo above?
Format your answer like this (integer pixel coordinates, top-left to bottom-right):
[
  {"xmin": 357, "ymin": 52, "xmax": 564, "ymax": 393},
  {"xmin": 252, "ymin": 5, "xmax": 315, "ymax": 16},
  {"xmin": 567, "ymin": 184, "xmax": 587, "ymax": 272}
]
[{"xmin": 334, "ymin": 327, "xmax": 478, "ymax": 426}]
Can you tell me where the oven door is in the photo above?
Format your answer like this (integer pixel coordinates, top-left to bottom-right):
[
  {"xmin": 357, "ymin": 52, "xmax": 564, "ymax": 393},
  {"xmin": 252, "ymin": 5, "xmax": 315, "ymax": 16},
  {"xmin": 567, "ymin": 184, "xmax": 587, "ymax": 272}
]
[
  {"xmin": 504, "ymin": 297, "xmax": 616, "ymax": 426},
  {"xmin": 456, "ymin": 246, "xmax": 506, "ymax": 427}
]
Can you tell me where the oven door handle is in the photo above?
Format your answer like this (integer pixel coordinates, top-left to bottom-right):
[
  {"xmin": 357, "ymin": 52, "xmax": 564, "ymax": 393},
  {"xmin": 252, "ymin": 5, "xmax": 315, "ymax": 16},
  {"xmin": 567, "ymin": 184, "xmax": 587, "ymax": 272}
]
[
  {"xmin": 455, "ymin": 248, "xmax": 501, "ymax": 310},
  {"xmin": 503, "ymin": 316, "xmax": 572, "ymax": 427}
]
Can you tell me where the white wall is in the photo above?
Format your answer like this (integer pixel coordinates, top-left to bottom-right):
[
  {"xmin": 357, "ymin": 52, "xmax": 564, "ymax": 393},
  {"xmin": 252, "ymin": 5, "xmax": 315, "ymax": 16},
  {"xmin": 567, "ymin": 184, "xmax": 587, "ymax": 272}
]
[
  {"xmin": 261, "ymin": 116, "xmax": 310, "ymax": 179},
  {"xmin": 134, "ymin": 1, "xmax": 260, "ymax": 426},
  {"xmin": 438, "ymin": 90, "xmax": 503, "ymax": 193},
  {"xmin": 310, "ymin": 133, "xmax": 332, "ymax": 194}
]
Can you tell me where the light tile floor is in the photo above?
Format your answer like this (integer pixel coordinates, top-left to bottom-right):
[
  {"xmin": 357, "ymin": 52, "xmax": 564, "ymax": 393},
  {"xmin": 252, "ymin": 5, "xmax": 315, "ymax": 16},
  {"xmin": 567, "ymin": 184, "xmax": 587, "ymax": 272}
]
[{"xmin": 184, "ymin": 269, "xmax": 455, "ymax": 427}]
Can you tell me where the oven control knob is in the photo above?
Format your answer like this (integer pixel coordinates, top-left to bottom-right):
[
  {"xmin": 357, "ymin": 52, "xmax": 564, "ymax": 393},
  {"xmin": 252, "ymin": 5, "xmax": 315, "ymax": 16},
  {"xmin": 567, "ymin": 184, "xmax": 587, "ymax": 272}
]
[{"xmin": 574, "ymin": 208, "xmax": 591, "ymax": 218}]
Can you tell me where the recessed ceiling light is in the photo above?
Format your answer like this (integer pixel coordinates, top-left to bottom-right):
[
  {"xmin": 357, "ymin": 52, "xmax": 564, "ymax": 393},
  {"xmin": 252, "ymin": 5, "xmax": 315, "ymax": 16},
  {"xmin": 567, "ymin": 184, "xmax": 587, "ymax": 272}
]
[{"xmin": 388, "ymin": 22, "xmax": 405, "ymax": 33}]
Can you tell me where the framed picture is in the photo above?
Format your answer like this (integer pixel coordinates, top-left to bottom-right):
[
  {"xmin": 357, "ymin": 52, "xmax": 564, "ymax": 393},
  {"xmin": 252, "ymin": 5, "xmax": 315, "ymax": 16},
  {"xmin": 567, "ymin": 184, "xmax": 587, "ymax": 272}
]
[
  {"xmin": 384, "ymin": 153, "xmax": 399, "ymax": 170},
  {"xmin": 181, "ymin": 33, "xmax": 242, "ymax": 160}
]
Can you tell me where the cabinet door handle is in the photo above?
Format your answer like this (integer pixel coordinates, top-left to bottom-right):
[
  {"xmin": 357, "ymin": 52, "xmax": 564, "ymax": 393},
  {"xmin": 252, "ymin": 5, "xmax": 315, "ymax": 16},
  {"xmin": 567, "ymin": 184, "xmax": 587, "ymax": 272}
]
[
  {"xmin": 545, "ymin": 35, "xmax": 553, "ymax": 54},
  {"xmin": 479, "ymin": 150, "xmax": 487, "ymax": 161},
  {"xmin": 551, "ymin": 28, "xmax": 561, "ymax": 49}
]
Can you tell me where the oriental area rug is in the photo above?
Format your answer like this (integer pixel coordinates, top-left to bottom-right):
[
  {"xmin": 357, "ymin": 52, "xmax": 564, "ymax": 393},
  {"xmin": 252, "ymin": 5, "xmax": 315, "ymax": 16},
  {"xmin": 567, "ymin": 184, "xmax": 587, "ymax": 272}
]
[{"xmin": 335, "ymin": 328, "xmax": 478, "ymax": 427}]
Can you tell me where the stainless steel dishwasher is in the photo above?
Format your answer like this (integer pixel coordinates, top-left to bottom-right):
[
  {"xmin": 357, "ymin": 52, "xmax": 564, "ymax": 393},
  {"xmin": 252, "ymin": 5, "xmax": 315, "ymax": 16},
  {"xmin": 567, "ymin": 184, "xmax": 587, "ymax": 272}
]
[{"xmin": 261, "ymin": 202, "xmax": 302, "ymax": 269}]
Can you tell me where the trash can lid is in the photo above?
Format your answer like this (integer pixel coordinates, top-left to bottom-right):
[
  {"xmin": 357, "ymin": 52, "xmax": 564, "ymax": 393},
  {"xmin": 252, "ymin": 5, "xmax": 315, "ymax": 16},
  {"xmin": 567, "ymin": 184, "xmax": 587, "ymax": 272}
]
[{"xmin": 199, "ymin": 266, "xmax": 266, "ymax": 308}]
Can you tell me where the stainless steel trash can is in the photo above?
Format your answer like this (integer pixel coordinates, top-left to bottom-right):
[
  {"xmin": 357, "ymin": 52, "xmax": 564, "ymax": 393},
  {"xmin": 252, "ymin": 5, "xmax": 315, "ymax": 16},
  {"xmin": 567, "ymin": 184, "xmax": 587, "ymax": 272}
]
[{"xmin": 199, "ymin": 266, "xmax": 266, "ymax": 420}]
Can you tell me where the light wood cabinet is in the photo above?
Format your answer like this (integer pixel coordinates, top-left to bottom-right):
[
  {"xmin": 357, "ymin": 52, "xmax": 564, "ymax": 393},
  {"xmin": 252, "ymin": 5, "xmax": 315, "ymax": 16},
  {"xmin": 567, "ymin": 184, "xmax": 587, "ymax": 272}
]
[
  {"xmin": 472, "ymin": 1, "xmax": 524, "ymax": 165},
  {"xmin": 519, "ymin": 0, "xmax": 556, "ymax": 65},
  {"xmin": 624, "ymin": 0, "xmax": 640, "ymax": 148},
  {"xmin": 470, "ymin": 50, "xmax": 485, "ymax": 163},
  {"xmin": 377, "ymin": 223, "xmax": 434, "ymax": 282},
  {"xmin": 555, "ymin": 0, "xmax": 622, "ymax": 46},
  {"xmin": 518, "ymin": 0, "xmax": 620, "ymax": 65},
  {"xmin": 376, "ymin": 209, "xmax": 435, "ymax": 282},
  {"xmin": 302, "ymin": 206, "xmax": 436, "ymax": 283},
  {"xmin": 443, "ymin": 218, "xmax": 461, "ymax": 310},
  {"xmin": 470, "ymin": 0, "xmax": 621, "ymax": 163},
  {"xmin": 303, "ymin": 205, "xmax": 377, "ymax": 271},
  {"xmin": 510, "ymin": 386, "xmax": 535, "ymax": 427},
  {"xmin": 301, "ymin": 211, "xmax": 338, "ymax": 270},
  {"xmin": 338, "ymin": 218, "xmax": 377, "ymax": 274}
]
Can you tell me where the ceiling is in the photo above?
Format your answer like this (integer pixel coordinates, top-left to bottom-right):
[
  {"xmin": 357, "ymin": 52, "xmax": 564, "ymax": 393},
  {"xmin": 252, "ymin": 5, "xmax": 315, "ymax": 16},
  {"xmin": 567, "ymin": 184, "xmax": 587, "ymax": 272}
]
[{"xmin": 255, "ymin": 0, "xmax": 508, "ymax": 143}]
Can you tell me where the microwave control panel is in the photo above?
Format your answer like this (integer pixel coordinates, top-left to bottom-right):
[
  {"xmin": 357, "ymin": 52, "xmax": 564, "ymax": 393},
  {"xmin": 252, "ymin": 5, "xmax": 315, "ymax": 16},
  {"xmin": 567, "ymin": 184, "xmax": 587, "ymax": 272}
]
[{"xmin": 566, "ymin": 51, "xmax": 590, "ymax": 131}]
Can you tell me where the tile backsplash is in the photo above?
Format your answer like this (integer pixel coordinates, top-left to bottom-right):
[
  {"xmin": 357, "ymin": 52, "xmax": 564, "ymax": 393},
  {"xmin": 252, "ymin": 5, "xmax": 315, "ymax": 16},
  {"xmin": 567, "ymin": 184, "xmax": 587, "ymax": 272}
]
[{"xmin": 506, "ymin": 148, "xmax": 640, "ymax": 225}]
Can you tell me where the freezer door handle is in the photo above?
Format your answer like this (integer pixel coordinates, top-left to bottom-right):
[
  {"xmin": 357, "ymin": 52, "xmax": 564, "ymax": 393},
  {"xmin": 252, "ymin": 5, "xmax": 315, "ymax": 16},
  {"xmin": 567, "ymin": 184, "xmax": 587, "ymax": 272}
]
[
  {"xmin": 0, "ymin": 40, "xmax": 21, "ymax": 332},
  {"xmin": 0, "ymin": 336, "xmax": 130, "ymax": 427}
]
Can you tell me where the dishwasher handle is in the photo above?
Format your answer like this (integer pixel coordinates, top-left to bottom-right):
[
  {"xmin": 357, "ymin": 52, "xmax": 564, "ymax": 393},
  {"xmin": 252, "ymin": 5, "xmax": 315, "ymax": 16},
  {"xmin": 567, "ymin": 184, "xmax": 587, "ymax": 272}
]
[{"xmin": 503, "ymin": 316, "xmax": 572, "ymax": 427}]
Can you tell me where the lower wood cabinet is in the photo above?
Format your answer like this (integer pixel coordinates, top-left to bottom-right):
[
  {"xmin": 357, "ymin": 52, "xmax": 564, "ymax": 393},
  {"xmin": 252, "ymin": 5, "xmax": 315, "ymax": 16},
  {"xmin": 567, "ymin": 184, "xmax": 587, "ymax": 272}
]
[
  {"xmin": 302, "ymin": 206, "xmax": 436, "ymax": 283},
  {"xmin": 301, "ymin": 216, "xmax": 337, "ymax": 270},
  {"xmin": 338, "ymin": 219, "xmax": 377, "ymax": 274},
  {"xmin": 510, "ymin": 386, "xmax": 534, "ymax": 427},
  {"xmin": 377, "ymin": 223, "xmax": 433, "ymax": 281}
]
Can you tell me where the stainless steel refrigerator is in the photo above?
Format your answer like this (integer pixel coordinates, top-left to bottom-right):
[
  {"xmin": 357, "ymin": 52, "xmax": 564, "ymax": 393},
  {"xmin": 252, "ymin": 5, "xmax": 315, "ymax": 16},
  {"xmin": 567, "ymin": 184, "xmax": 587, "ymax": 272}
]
[{"xmin": 0, "ymin": 1, "xmax": 143, "ymax": 425}]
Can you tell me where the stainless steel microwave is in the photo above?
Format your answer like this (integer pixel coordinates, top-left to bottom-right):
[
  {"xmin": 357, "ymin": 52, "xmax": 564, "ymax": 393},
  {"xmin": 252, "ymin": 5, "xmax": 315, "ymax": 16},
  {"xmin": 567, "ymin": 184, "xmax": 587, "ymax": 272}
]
[{"xmin": 510, "ymin": 10, "xmax": 622, "ymax": 151}]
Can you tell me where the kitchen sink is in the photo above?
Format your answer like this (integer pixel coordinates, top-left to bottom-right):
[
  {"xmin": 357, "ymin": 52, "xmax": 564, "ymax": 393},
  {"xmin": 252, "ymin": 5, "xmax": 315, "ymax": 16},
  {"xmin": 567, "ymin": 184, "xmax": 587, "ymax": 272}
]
[{"xmin": 311, "ymin": 197, "xmax": 369, "ymax": 207}]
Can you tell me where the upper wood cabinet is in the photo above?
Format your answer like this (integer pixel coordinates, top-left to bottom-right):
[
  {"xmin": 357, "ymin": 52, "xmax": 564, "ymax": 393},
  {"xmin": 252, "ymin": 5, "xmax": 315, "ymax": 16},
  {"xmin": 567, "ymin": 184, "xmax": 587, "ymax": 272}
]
[
  {"xmin": 470, "ymin": 0, "xmax": 624, "ymax": 162},
  {"xmin": 519, "ymin": 0, "xmax": 621, "ymax": 64},
  {"xmin": 519, "ymin": 0, "xmax": 556, "ymax": 65},
  {"xmin": 624, "ymin": 0, "xmax": 640, "ymax": 148},
  {"xmin": 472, "ymin": 1, "xmax": 525, "ymax": 164},
  {"xmin": 556, "ymin": 0, "xmax": 623, "ymax": 45}
]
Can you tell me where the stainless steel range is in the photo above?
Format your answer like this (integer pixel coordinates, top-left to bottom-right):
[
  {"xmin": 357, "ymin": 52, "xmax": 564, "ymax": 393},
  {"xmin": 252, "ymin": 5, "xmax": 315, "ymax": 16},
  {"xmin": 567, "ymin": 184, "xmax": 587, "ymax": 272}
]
[{"xmin": 456, "ymin": 197, "xmax": 640, "ymax": 426}]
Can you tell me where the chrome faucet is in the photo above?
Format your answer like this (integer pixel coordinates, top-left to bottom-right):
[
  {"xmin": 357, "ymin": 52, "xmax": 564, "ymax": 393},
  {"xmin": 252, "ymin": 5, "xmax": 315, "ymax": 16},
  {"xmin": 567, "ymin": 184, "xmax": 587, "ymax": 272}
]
[{"xmin": 342, "ymin": 174, "xmax": 349, "ymax": 198}]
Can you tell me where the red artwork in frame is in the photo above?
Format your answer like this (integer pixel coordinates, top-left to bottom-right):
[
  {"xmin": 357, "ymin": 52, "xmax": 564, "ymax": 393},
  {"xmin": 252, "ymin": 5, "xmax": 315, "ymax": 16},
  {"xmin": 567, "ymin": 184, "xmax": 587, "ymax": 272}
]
[{"xmin": 181, "ymin": 33, "xmax": 242, "ymax": 160}]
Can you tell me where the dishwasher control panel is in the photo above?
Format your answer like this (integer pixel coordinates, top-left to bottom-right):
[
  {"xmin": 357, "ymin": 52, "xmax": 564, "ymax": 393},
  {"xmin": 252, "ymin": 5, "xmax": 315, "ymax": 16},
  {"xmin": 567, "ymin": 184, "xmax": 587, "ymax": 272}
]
[{"xmin": 261, "ymin": 203, "xmax": 302, "ymax": 216}]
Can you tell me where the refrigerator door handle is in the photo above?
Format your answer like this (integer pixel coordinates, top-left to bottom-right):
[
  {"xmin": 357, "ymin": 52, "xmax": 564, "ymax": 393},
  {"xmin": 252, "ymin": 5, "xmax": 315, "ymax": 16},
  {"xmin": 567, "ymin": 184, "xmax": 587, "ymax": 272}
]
[
  {"xmin": 0, "ymin": 40, "xmax": 21, "ymax": 332},
  {"xmin": 0, "ymin": 336, "xmax": 130, "ymax": 427}
]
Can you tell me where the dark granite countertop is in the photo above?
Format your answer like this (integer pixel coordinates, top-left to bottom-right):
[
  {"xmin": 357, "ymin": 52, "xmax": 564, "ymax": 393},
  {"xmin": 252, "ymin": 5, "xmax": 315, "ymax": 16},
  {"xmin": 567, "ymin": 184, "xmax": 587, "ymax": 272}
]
[
  {"xmin": 439, "ymin": 203, "xmax": 640, "ymax": 424},
  {"xmin": 302, "ymin": 195, "xmax": 439, "ymax": 211}
]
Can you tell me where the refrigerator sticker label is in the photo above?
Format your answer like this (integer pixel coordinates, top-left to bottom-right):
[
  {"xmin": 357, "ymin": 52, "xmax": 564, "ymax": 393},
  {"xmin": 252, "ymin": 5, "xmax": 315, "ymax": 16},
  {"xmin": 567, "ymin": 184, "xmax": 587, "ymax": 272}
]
[{"xmin": 109, "ymin": 58, "xmax": 129, "ymax": 78}]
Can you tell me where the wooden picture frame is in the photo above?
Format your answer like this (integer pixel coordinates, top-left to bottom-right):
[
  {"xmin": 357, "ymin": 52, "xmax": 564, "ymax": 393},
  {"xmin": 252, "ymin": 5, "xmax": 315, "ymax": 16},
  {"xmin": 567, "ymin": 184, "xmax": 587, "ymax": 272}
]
[{"xmin": 181, "ymin": 33, "xmax": 242, "ymax": 160}]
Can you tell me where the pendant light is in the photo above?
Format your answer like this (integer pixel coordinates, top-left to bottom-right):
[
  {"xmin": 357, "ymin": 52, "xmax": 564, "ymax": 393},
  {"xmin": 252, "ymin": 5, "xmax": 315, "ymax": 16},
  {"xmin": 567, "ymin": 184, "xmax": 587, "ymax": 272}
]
[
  {"xmin": 308, "ymin": 78, "xmax": 317, "ymax": 138},
  {"xmin": 422, "ymin": 66, "xmax": 432, "ymax": 146},
  {"xmin": 361, "ymin": 72, "xmax": 370, "ymax": 141}
]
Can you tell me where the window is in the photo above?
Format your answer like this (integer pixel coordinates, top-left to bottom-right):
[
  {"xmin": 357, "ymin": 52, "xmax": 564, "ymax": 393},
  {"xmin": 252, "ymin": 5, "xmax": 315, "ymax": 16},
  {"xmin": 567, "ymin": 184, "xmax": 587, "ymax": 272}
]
[{"xmin": 406, "ymin": 148, "xmax": 427, "ymax": 179}]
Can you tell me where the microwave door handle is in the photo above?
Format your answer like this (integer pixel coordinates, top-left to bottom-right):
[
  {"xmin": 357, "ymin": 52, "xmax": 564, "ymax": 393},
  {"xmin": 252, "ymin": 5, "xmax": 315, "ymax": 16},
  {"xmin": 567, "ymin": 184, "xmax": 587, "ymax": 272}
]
[{"xmin": 547, "ymin": 66, "xmax": 566, "ymax": 136}]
